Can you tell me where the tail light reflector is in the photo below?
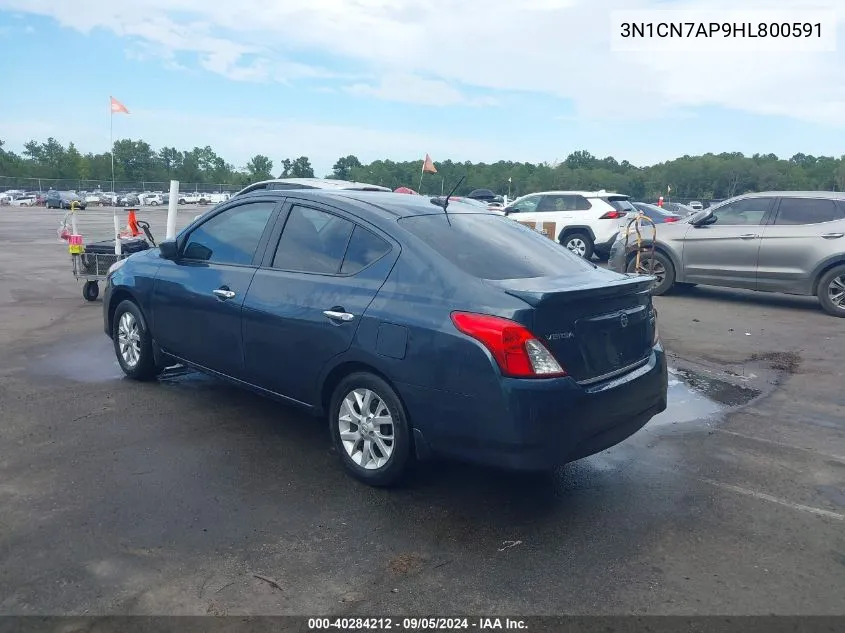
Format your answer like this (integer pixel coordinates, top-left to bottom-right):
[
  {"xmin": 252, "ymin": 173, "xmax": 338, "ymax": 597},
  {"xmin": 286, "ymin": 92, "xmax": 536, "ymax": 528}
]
[{"xmin": 450, "ymin": 312, "xmax": 566, "ymax": 378}]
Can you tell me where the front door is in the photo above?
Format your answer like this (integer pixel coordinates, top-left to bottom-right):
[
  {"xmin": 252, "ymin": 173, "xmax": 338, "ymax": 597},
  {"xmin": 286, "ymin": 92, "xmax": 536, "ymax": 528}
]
[
  {"xmin": 682, "ymin": 196, "xmax": 776, "ymax": 289},
  {"xmin": 151, "ymin": 199, "xmax": 279, "ymax": 377},
  {"xmin": 242, "ymin": 202, "xmax": 399, "ymax": 405}
]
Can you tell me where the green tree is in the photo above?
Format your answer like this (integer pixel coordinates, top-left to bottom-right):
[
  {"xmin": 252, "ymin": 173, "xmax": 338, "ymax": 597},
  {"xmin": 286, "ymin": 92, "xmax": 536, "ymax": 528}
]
[
  {"xmin": 331, "ymin": 155, "xmax": 362, "ymax": 180},
  {"xmin": 245, "ymin": 154, "xmax": 274, "ymax": 182}
]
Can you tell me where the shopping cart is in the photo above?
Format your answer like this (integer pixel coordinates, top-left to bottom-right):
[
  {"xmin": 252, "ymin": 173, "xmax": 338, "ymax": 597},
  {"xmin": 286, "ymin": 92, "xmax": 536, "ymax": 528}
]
[{"xmin": 64, "ymin": 204, "xmax": 156, "ymax": 301}]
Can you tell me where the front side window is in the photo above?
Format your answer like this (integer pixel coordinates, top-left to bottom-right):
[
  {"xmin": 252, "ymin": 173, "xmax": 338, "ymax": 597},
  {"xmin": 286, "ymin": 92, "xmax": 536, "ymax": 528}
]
[
  {"xmin": 182, "ymin": 201, "xmax": 275, "ymax": 264},
  {"xmin": 508, "ymin": 195, "xmax": 541, "ymax": 213},
  {"xmin": 709, "ymin": 197, "xmax": 773, "ymax": 225}
]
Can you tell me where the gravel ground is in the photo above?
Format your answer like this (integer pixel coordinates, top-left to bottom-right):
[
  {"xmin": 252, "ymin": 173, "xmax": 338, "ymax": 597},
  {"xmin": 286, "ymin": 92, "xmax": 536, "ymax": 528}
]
[{"xmin": 0, "ymin": 206, "xmax": 843, "ymax": 616}]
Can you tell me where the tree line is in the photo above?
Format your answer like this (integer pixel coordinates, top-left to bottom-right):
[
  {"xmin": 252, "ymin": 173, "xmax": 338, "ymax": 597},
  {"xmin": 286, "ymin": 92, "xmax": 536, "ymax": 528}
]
[{"xmin": 2, "ymin": 137, "xmax": 845, "ymax": 200}]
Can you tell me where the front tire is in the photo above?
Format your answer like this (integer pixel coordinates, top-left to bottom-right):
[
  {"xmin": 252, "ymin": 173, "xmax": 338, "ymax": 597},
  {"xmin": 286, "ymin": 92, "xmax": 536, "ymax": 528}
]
[
  {"xmin": 329, "ymin": 372, "xmax": 412, "ymax": 487},
  {"xmin": 112, "ymin": 299, "xmax": 162, "ymax": 380},
  {"xmin": 562, "ymin": 231, "xmax": 594, "ymax": 259},
  {"xmin": 817, "ymin": 265, "xmax": 845, "ymax": 317},
  {"xmin": 627, "ymin": 250, "xmax": 676, "ymax": 295}
]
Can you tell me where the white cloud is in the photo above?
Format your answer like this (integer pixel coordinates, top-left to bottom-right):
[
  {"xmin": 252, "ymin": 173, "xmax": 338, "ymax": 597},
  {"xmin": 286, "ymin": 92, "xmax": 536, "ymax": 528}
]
[
  {"xmin": 1, "ymin": 0, "xmax": 844, "ymax": 122},
  {"xmin": 345, "ymin": 74, "xmax": 499, "ymax": 107}
]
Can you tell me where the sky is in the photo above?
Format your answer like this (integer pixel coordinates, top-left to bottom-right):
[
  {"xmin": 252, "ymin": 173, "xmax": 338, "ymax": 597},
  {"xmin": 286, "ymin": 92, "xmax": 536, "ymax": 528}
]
[{"xmin": 0, "ymin": 0, "xmax": 844, "ymax": 177}]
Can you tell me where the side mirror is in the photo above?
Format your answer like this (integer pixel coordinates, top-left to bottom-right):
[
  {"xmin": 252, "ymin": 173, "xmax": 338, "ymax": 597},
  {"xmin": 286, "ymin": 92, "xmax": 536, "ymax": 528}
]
[
  {"xmin": 159, "ymin": 239, "xmax": 179, "ymax": 260},
  {"xmin": 690, "ymin": 210, "xmax": 714, "ymax": 226}
]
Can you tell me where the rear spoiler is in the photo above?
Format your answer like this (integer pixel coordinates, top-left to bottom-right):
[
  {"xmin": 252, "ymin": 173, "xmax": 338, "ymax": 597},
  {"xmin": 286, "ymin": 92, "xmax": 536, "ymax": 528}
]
[{"xmin": 495, "ymin": 274, "xmax": 654, "ymax": 307}]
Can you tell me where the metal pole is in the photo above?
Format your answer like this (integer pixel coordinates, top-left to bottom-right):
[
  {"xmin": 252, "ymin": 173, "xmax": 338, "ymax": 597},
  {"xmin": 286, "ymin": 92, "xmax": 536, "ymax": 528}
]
[
  {"xmin": 166, "ymin": 180, "xmax": 179, "ymax": 240},
  {"xmin": 113, "ymin": 209, "xmax": 121, "ymax": 255},
  {"xmin": 110, "ymin": 107, "xmax": 116, "ymax": 197}
]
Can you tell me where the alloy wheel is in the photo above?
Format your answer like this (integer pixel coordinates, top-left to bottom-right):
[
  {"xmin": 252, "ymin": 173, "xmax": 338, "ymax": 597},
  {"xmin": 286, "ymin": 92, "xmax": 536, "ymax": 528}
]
[
  {"xmin": 338, "ymin": 388, "xmax": 395, "ymax": 470},
  {"xmin": 566, "ymin": 238, "xmax": 587, "ymax": 257},
  {"xmin": 828, "ymin": 275, "xmax": 845, "ymax": 309},
  {"xmin": 117, "ymin": 312, "xmax": 141, "ymax": 368}
]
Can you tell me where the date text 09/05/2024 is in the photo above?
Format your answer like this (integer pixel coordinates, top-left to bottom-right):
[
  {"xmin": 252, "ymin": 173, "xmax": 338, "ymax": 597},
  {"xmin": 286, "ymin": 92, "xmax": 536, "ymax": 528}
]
[
  {"xmin": 620, "ymin": 22, "xmax": 822, "ymax": 38},
  {"xmin": 307, "ymin": 617, "xmax": 528, "ymax": 630}
]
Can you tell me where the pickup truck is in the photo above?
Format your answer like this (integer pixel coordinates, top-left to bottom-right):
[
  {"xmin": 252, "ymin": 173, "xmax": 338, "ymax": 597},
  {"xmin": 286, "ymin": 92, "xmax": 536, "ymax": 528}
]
[{"xmin": 179, "ymin": 193, "xmax": 202, "ymax": 204}]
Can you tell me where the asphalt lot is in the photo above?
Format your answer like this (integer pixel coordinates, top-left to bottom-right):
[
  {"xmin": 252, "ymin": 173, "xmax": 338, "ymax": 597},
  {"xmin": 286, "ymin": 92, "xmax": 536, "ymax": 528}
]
[{"xmin": 0, "ymin": 206, "xmax": 843, "ymax": 615}]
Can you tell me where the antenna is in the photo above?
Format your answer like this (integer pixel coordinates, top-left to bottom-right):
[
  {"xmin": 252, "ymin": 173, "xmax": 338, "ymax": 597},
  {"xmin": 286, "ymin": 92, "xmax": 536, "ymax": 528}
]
[{"xmin": 431, "ymin": 175, "xmax": 465, "ymax": 226}]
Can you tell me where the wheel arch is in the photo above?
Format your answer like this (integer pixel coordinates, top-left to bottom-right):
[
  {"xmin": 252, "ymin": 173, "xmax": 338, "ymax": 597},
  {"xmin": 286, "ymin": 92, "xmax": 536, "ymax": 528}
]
[
  {"xmin": 107, "ymin": 287, "xmax": 144, "ymax": 337},
  {"xmin": 811, "ymin": 257, "xmax": 845, "ymax": 295},
  {"xmin": 557, "ymin": 225, "xmax": 596, "ymax": 243}
]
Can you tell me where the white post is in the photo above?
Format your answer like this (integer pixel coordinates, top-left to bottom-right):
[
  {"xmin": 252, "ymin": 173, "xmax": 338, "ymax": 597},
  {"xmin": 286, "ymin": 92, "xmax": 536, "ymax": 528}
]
[
  {"xmin": 166, "ymin": 179, "xmax": 179, "ymax": 240},
  {"xmin": 113, "ymin": 209, "xmax": 122, "ymax": 255},
  {"xmin": 70, "ymin": 208, "xmax": 78, "ymax": 235}
]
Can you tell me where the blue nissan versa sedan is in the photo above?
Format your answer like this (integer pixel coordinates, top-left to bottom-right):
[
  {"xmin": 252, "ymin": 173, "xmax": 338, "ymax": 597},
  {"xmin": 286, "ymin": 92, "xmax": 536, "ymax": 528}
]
[{"xmin": 103, "ymin": 190, "xmax": 668, "ymax": 486}]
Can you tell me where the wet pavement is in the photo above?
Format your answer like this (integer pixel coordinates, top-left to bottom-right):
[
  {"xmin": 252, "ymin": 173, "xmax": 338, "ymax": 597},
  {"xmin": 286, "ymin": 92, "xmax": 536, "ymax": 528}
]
[{"xmin": 1, "ymin": 207, "xmax": 844, "ymax": 615}]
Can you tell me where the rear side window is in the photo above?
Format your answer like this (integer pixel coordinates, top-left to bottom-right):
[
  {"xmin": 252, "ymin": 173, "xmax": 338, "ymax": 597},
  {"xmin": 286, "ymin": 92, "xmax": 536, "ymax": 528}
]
[
  {"xmin": 399, "ymin": 213, "xmax": 593, "ymax": 280},
  {"xmin": 341, "ymin": 226, "xmax": 391, "ymax": 275},
  {"xmin": 604, "ymin": 197, "xmax": 636, "ymax": 212},
  {"xmin": 272, "ymin": 205, "xmax": 354, "ymax": 274},
  {"xmin": 775, "ymin": 198, "xmax": 845, "ymax": 225},
  {"xmin": 536, "ymin": 195, "xmax": 592, "ymax": 212}
]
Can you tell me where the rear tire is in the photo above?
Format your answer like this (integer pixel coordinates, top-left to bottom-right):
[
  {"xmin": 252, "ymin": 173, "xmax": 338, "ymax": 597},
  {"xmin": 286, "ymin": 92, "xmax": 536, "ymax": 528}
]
[
  {"xmin": 562, "ymin": 232, "xmax": 594, "ymax": 260},
  {"xmin": 112, "ymin": 299, "xmax": 162, "ymax": 381},
  {"xmin": 329, "ymin": 372, "xmax": 413, "ymax": 487},
  {"xmin": 627, "ymin": 250, "xmax": 676, "ymax": 295},
  {"xmin": 817, "ymin": 264, "xmax": 845, "ymax": 317}
]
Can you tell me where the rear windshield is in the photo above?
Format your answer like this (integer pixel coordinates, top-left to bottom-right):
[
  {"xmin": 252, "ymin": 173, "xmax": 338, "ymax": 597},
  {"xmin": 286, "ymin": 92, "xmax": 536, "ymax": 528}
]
[
  {"xmin": 398, "ymin": 213, "xmax": 594, "ymax": 280},
  {"xmin": 604, "ymin": 196, "xmax": 636, "ymax": 212}
]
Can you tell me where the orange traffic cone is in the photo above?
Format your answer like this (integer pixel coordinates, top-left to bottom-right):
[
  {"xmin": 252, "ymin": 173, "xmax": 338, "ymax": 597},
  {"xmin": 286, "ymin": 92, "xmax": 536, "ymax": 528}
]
[{"xmin": 127, "ymin": 209, "xmax": 140, "ymax": 237}]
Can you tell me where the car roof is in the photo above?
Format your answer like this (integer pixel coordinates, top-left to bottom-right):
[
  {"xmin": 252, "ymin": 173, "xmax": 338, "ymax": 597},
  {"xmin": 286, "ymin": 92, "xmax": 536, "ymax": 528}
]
[
  {"xmin": 236, "ymin": 189, "xmax": 497, "ymax": 221},
  {"xmin": 736, "ymin": 191, "xmax": 845, "ymax": 200},
  {"xmin": 514, "ymin": 190, "xmax": 628, "ymax": 199},
  {"xmin": 234, "ymin": 177, "xmax": 391, "ymax": 197}
]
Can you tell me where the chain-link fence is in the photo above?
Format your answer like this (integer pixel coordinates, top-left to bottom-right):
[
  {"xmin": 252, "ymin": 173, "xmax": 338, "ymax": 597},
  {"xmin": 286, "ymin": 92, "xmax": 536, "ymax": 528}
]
[{"xmin": 0, "ymin": 175, "xmax": 240, "ymax": 194}]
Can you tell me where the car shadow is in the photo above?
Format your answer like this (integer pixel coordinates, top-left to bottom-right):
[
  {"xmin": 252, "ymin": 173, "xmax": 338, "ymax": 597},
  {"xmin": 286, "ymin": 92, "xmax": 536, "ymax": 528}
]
[{"xmin": 667, "ymin": 285, "xmax": 823, "ymax": 314}]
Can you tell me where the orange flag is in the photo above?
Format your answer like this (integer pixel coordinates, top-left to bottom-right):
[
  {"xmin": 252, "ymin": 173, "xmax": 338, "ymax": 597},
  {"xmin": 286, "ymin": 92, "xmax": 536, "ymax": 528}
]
[
  {"xmin": 422, "ymin": 153, "xmax": 437, "ymax": 174},
  {"xmin": 110, "ymin": 96, "xmax": 129, "ymax": 114}
]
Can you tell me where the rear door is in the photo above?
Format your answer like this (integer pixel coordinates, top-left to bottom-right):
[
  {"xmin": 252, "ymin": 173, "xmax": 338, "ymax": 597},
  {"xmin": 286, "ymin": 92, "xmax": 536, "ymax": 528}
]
[
  {"xmin": 757, "ymin": 197, "xmax": 845, "ymax": 293},
  {"xmin": 242, "ymin": 201, "xmax": 399, "ymax": 405},
  {"xmin": 682, "ymin": 196, "xmax": 776, "ymax": 289},
  {"xmin": 151, "ymin": 198, "xmax": 279, "ymax": 377}
]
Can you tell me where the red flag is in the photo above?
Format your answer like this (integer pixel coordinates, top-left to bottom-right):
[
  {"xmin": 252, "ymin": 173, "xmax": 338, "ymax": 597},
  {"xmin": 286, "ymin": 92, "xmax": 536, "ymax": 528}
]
[
  {"xmin": 422, "ymin": 153, "xmax": 437, "ymax": 174},
  {"xmin": 110, "ymin": 96, "xmax": 129, "ymax": 114}
]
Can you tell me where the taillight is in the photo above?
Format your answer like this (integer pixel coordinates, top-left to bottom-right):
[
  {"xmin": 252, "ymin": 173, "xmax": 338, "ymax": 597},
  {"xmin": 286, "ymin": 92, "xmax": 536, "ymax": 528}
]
[
  {"xmin": 599, "ymin": 210, "xmax": 625, "ymax": 219},
  {"xmin": 450, "ymin": 312, "xmax": 566, "ymax": 378},
  {"xmin": 664, "ymin": 217, "xmax": 680, "ymax": 222}
]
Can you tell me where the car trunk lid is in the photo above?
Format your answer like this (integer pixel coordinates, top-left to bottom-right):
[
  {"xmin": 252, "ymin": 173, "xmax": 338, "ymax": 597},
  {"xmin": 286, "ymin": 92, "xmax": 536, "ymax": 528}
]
[{"xmin": 492, "ymin": 273, "xmax": 656, "ymax": 384}]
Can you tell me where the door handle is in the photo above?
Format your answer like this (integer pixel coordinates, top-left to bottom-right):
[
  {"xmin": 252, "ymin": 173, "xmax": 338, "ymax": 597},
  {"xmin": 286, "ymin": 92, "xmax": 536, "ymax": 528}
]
[
  {"xmin": 821, "ymin": 233, "xmax": 844, "ymax": 239},
  {"xmin": 323, "ymin": 310, "xmax": 355, "ymax": 322},
  {"xmin": 739, "ymin": 234, "xmax": 759, "ymax": 240},
  {"xmin": 213, "ymin": 288, "xmax": 236, "ymax": 300}
]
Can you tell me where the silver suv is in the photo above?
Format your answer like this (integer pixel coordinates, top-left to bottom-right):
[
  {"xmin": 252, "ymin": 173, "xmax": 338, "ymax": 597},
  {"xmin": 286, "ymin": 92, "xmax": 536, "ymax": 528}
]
[{"xmin": 608, "ymin": 192, "xmax": 845, "ymax": 317}]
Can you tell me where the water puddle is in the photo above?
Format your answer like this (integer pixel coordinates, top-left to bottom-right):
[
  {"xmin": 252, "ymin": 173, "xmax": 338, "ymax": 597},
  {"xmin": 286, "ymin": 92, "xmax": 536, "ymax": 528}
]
[{"xmin": 648, "ymin": 366, "xmax": 761, "ymax": 427}]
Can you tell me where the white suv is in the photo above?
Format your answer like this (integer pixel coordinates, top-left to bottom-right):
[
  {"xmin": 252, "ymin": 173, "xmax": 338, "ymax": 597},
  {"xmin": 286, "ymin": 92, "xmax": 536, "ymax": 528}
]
[{"xmin": 503, "ymin": 190, "xmax": 636, "ymax": 259}]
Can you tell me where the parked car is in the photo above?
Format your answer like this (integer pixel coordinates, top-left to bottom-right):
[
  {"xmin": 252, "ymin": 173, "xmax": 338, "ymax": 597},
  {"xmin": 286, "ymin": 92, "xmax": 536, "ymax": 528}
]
[
  {"xmin": 688, "ymin": 201, "xmax": 704, "ymax": 211},
  {"xmin": 632, "ymin": 202, "xmax": 682, "ymax": 224},
  {"xmin": 45, "ymin": 190, "xmax": 86, "ymax": 209},
  {"xmin": 663, "ymin": 202, "xmax": 696, "ymax": 216},
  {"xmin": 144, "ymin": 194, "xmax": 164, "ymax": 206},
  {"xmin": 502, "ymin": 190, "xmax": 636, "ymax": 259},
  {"xmin": 180, "ymin": 192, "xmax": 202, "ymax": 204},
  {"xmin": 609, "ymin": 191, "xmax": 845, "ymax": 317},
  {"xmin": 233, "ymin": 178, "xmax": 391, "ymax": 198},
  {"xmin": 9, "ymin": 194, "xmax": 37, "ymax": 207},
  {"xmin": 103, "ymin": 191, "xmax": 668, "ymax": 486},
  {"xmin": 85, "ymin": 193, "xmax": 104, "ymax": 205},
  {"xmin": 117, "ymin": 193, "xmax": 140, "ymax": 207}
]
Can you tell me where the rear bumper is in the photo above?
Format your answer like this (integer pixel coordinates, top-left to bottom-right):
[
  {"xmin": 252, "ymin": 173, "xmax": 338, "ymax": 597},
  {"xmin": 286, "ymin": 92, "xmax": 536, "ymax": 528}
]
[{"xmin": 407, "ymin": 346, "xmax": 668, "ymax": 470}]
